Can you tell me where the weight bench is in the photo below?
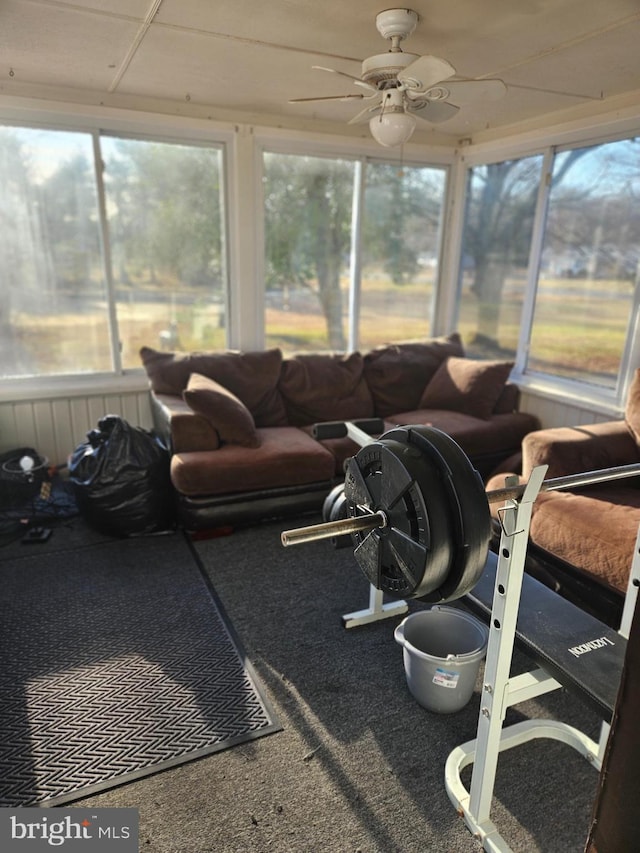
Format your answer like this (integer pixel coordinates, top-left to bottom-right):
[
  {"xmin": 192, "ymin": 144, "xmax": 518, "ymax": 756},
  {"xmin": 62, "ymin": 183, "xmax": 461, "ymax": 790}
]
[
  {"xmin": 464, "ymin": 551, "xmax": 624, "ymax": 722},
  {"xmin": 444, "ymin": 468, "xmax": 640, "ymax": 853}
]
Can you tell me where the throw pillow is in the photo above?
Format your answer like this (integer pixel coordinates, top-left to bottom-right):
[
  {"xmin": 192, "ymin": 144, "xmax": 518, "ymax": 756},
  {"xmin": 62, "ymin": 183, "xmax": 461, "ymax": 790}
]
[
  {"xmin": 182, "ymin": 373, "xmax": 259, "ymax": 448},
  {"xmin": 625, "ymin": 368, "xmax": 640, "ymax": 445},
  {"xmin": 418, "ymin": 357, "xmax": 514, "ymax": 420}
]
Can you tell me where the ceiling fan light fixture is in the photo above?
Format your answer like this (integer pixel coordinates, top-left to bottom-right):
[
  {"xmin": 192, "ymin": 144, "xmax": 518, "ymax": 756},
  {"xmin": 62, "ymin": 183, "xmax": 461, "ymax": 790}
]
[{"xmin": 369, "ymin": 109, "xmax": 416, "ymax": 147}]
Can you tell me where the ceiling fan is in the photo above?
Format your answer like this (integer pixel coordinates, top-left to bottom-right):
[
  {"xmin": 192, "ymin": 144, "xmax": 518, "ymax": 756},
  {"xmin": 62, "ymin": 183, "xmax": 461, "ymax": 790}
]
[{"xmin": 289, "ymin": 8, "xmax": 507, "ymax": 147}]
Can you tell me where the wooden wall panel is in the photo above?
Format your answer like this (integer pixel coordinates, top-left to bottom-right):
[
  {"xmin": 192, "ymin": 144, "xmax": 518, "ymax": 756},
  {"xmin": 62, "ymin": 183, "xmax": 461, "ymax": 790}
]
[{"xmin": 0, "ymin": 391, "xmax": 153, "ymax": 467}]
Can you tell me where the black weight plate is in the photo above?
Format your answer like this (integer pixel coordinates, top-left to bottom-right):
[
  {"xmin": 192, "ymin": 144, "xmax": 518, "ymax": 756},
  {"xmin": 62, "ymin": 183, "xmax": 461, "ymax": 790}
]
[
  {"xmin": 385, "ymin": 426, "xmax": 491, "ymax": 602},
  {"xmin": 322, "ymin": 483, "xmax": 345, "ymax": 522},
  {"xmin": 344, "ymin": 438, "xmax": 453, "ymax": 599},
  {"xmin": 329, "ymin": 490, "xmax": 348, "ymax": 522}
]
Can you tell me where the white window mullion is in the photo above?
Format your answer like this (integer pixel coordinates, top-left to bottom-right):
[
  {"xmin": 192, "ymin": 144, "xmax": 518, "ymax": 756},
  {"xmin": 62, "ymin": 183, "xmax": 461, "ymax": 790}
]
[
  {"xmin": 432, "ymin": 154, "xmax": 467, "ymax": 334},
  {"xmin": 348, "ymin": 159, "xmax": 365, "ymax": 352},
  {"xmin": 514, "ymin": 147, "xmax": 555, "ymax": 377},
  {"xmin": 92, "ymin": 131, "xmax": 122, "ymax": 373}
]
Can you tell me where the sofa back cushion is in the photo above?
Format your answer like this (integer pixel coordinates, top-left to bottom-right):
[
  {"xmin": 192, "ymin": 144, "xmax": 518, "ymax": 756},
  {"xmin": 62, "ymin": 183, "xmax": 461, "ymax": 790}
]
[
  {"xmin": 183, "ymin": 373, "xmax": 260, "ymax": 448},
  {"xmin": 492, "ymin": 382, "xmax": 520, "ymax": 414},
  {"xmin": 363, "ymin": 333, "xmax": 464, "ymax": 418},
  {"xmin": 278, "ymin": 351, "xmax": 374, "ymax": 426},
  {"xmin": 418, "ymin": 356, "xmax": 514, "ymax": 420},
  {"xmin": 140, "ymin": 346, "xmax": 288, "ymax": 427}
]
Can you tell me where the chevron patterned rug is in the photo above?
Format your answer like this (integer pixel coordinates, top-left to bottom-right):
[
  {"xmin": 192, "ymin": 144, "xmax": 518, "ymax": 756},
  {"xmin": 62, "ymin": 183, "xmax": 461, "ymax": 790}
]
[{"xmin": 0, "ymin": 531, "xmax": 280, "ymax": 806}]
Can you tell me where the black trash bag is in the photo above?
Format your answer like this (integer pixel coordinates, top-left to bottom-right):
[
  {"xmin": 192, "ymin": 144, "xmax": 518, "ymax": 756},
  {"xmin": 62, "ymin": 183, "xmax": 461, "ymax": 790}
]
[{"xmin": 68, "ymin": 415, "xmax": 174, "ymax": 537}]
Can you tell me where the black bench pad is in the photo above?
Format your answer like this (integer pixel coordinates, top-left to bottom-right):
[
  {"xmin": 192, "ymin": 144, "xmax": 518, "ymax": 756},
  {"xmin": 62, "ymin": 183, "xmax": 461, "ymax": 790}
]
[{"xmin": 464, "ymin": 551, "xmax": 626, "ymax": 722}]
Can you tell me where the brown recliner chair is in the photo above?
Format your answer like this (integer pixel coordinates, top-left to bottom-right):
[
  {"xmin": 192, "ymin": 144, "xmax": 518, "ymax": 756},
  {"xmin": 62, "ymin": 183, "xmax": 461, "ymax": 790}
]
[{"xmin": 485, "ymin": 369, "xmax": 640, "ymax": 626}]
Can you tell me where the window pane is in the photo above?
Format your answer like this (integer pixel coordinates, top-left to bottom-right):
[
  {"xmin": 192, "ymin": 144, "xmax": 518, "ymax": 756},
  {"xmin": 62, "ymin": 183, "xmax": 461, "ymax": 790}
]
[
  {"xmin": 527, "ymin": 139, "xmax": 640, "ymax": 387},
  {"xmin": 263, "ymin": 153, "xmax": 354, "ymax": 352},
  {"xmin": 456, "ymin": 155, "xmax": 543, "ymax": 358},
  {"xmin": 102, "ymin": 137, "xmax": 226, "ymax": 368},
  {"xmin": 358, "ymin": 162, "xmax": 446, "ymax": 349},
  {"xmin": 0, "ymin": 126, "xmax": 111, "ymax": 378}
]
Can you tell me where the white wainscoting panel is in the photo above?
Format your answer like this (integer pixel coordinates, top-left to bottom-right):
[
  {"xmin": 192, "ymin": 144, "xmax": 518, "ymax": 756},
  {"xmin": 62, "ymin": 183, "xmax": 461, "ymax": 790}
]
[
  {"xmin": 519, "ymin": 390, "xmax": 619, "ymax": 430},
  {"xmin": 0, "ymin": 391, "xmax": 153, "ymax": 467}
]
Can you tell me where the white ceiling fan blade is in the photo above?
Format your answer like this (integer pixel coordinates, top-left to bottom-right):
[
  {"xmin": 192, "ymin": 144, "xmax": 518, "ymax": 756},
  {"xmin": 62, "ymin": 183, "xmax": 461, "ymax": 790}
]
[
  {"xmin": 398, "ymin": 55, "xmax": 456, "ymax": 91},
  {"xmin": 348, "ymin": 103, "xmax": 382, "ymax": 125},
  {"xmin": 506, "ymin": 82, "xmax": 602, "ymax": 100},
  {"xmin": 440, "ymin": 78, "xmax": 507, "ymax": 106},
  {"xmin": 312, "ymin": 66, "xmax": 377, "ymax": 93},
  {"xmin": 410, "ymin": 100, "xmax": 460, "ymax": 124},
  {"xmin": 289, "ymin": 94, "xmax": 367, "ymax": 103}
]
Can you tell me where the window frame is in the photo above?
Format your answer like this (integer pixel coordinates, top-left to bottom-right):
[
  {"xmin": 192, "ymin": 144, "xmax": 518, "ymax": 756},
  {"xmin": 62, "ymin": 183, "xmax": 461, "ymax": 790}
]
[{"xmin": 454, "ymin": 116, "xmax": 640, "ymax": 416}]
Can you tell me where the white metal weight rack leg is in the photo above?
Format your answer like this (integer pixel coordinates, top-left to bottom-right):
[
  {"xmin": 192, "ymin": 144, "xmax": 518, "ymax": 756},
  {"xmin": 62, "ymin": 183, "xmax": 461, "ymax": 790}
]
[
  {"xmin": 445, "ymin": 466, "xmax": 606, "ymax": 853},
  {"xmin": 338, "ymin": 422, "xmax": 408, "ymax": 628}
]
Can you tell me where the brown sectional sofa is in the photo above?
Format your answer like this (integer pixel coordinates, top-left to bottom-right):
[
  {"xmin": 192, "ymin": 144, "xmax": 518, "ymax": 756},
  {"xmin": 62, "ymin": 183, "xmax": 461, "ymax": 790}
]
[
  {"xmin": 486, "ymin": 368, "xmax": 640, "ymax": 626},
  {"xmin": 141, "ymin": 333, "xmax": 541, "ymax": 530}
]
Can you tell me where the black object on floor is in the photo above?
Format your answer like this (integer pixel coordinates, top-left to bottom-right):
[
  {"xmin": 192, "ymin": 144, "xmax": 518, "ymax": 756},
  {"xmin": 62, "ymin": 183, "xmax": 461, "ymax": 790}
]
[{"xmin": 0, "ymin": 531, "xmax": 280, "ymax": 806}]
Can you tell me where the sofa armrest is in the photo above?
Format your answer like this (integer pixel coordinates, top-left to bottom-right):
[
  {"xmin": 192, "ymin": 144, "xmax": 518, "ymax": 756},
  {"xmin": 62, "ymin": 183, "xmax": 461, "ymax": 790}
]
[
  {"xmin": 522, "ymin": 421, "xmax": 640, "ymax": 480},
  {"xmin": 150, "ymin": 392, "xmax": 221, "ymax": 453}
]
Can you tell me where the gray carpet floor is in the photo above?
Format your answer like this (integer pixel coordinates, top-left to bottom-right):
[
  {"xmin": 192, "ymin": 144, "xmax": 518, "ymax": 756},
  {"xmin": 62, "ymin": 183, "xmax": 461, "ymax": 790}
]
[
  {"xmin": 0, "ymin": 526, "xmax": 279, "ymax": 807},
  {"xmin": 5, "ymin": 515, "xmax": 603, "ymax": 851}
]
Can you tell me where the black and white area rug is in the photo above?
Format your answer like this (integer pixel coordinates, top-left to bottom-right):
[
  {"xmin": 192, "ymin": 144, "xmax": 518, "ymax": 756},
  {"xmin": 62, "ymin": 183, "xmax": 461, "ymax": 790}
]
[{"xmin": 0, "ymin": 531, "xmax": 280, "ymax": 806}]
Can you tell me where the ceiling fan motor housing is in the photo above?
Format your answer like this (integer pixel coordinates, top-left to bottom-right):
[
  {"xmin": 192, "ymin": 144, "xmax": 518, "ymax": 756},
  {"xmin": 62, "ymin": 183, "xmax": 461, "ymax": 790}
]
[
  {"xmin": 361, "ymin": 51, "xmax": 420, "ymax": 86},
  {"xmin": 375, "ymin": 9, "xmax": 419, "ymax": 41}
]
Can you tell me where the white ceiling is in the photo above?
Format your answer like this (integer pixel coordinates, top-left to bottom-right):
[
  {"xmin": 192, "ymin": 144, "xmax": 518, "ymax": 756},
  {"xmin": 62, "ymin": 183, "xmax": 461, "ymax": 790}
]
[{"xmin": 2, "ymin": 0, "xmax": 640, "ymax": 145}]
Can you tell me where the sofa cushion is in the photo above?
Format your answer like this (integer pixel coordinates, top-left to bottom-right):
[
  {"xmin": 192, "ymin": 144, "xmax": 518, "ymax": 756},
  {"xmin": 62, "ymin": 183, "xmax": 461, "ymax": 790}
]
[
  {"xmin": 625, "ymin": 368, "xmax": 640, "ymax": 445},
  {"xmin": 363, "ymin": 333, "xmax": 464, "ymax": 418},
  {"xmin": 418, "ymin": 357, "xmax": 514, "ymax": 420},
  {"xmin": 140, "ymin": 346, "xmax": 288, "ymax": 427},
  {"xmin": 493, "ymin": 382, "xmax": 520, "ymax": 414},
  {"xmin": 527, "ymin": 487, "xmax": 640, "ymax": 595},
  {"xmin": 182, "ymin": 373, "xmax": 259, "ymax": 448},
  {"xmin": 386, "ymin": 409, "xmax": 538, "ymax": 460},
  {"xmin": 299, "ymin": 420, "xmax": 395, "ymax": 476},
  {"xmin": 278, "ymin": 351, "xmax": 374, "ymax": 426},
  {"xmin": 485, "ymin": 471, "xmax": 640, "ymax": 595},
  {"xmin": 170, "ymin": 427, "xmax": 335, "ymax": 497},
  {"xmin": 522, "ymin": 422, "xmax": 640, "ymax": 480}
]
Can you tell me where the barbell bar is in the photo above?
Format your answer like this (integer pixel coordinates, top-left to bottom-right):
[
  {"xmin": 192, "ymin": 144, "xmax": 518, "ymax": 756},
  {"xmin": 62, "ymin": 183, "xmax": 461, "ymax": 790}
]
[
  {"xmin": 281, "ymin": 425, "xmax": 640, "ymax": 604},
  {"xmin": 282, "ymin": 510, "xmax": 388, "ymax": 547},
  {"xmin": 282, "ymin": 460, "xmax": 640, "ymax": 548}
]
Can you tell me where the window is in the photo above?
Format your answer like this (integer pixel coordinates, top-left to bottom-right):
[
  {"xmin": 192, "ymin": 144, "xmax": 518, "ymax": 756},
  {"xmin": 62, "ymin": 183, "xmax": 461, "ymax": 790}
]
[
  {"xmin": 0, "ymin": 126, "xmax": 110, "ymax": 378},
  {"xmin": 262, "ymin": 151, "xmax": 448, "ymax": 353},
  {"xmin": 0, "ymin": 126, "xmax": 227, "ymax": 380},
  {"xmin": 263, "ymin": 152, "xmax": 355, "ymax": 351},
  {"xmin": 359, "ymin": 162, "xmax": 446, "ymax": 349},
  {"xmin": 102, "ymin": 137, "xmax": 226, "ymax": 369},
  {"xmin": 527, "ymin": 138, "xmax": 640, "ymax": 389},
  {"xmin": 455, "ymin": 155, "xmax": 544, "ymax": 359},
  {"xmin": 456, "ymin": 136, "xmax": 640, "ymax": 400}
]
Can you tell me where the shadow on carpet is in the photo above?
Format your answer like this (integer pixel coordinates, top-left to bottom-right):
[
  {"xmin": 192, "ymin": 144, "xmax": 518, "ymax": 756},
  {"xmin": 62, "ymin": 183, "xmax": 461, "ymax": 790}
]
[{"xmin": 0, "ymin": 531, "xmax": 280, "ymax": 806}]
